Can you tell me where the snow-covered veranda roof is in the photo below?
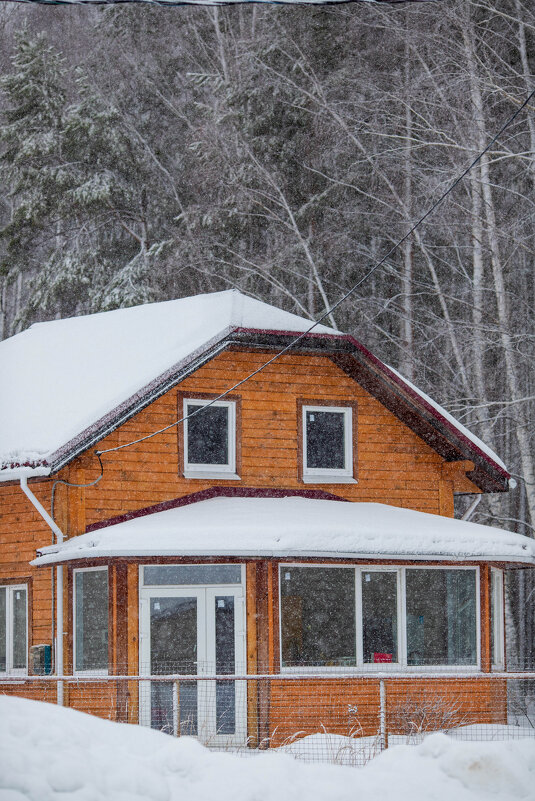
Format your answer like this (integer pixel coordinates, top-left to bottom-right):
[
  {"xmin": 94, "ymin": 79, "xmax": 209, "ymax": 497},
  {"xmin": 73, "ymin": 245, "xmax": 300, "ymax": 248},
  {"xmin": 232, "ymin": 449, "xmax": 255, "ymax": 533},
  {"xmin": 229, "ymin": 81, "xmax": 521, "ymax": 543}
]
[
  {"xmin": 0, "ymin": 289, "xmax": 508, "ymax": 490},
  {"xmin": 31, "ymin": 497, "xmax": 535, "ymax": 567}
]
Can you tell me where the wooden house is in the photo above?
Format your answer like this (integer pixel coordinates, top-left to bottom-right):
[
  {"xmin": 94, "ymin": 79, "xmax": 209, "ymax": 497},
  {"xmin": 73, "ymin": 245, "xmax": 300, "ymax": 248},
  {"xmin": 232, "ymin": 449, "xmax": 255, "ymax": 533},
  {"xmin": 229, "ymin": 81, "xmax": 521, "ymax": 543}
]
[{"xmin": 1, "ymin": 290, "xmax": 533, "ymax": 747}]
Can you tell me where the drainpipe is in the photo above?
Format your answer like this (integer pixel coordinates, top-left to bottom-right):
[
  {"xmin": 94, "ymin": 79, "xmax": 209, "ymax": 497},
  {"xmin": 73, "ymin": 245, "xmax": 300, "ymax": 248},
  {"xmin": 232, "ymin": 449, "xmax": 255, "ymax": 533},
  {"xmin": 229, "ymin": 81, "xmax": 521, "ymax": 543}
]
[
  {"xmin": 461, "ymin": 494, "xmax": 481, "ymax": 521},
  {"xmin": 20, "ymin": 476, "xmax": 65, "ymax": 705}
]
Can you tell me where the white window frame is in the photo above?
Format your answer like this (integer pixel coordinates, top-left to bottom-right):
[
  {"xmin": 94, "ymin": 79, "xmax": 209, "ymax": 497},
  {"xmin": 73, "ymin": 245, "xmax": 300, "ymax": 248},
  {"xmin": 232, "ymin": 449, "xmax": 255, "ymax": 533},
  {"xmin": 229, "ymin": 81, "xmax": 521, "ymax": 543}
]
[
  {"xmin": 403, "ymin": 565, "xmax": 481, "ymax": 673},
  {"xmin": 491, "ymin": 567, "xmax": 505, "ymax": 671},
  {"xmin": 279, "ymin": 564, "xmax": 481, "ymax": 673},
  {"xmin": 73, "ymin": 567, "xmax": 109, "ymax": 676},
  {"xmin": 138, "ymin": 564, "xmax": 247, "ymax": 745},
  {"xmin": 302, "ymin": 405, "xmax": 354, "ymax": 483},
  {"xmin": 0, "ymin": 583, "xmax": 28, "ymax": 676},
  {"xmin": 358, "ymin": 567, "xmax": 403, "ymax": 667},
  {"xmin": 183, "ymin": 398, "xmax": 238, "ymax": 479}
]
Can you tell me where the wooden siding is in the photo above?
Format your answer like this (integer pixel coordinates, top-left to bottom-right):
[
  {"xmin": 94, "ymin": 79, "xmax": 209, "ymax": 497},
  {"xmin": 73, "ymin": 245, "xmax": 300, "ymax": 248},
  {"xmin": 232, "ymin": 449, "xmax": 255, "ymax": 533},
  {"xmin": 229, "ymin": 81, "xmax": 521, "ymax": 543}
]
[
  {"xmin": 0, "ymin": 347, "xmax": 493, "ymax": 734},
  {"xmin": 0, "ymin": 481, "xmax": 54, "ymax": 650},
  {"xmin": 268, "ymin": 677, "xmax": 507, "ymax": 745},
  {"xmin": 53, "ymin": 349, "xmax": 476, "ymax": 535}
]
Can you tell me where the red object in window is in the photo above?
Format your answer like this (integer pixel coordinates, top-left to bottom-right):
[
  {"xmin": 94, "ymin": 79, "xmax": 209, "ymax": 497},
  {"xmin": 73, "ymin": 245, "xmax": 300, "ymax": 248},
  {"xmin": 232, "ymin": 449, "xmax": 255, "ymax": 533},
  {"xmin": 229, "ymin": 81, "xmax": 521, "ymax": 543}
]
[{"xmin": 373, "ymin": 653, "xmax": 392, "ymax": 663}]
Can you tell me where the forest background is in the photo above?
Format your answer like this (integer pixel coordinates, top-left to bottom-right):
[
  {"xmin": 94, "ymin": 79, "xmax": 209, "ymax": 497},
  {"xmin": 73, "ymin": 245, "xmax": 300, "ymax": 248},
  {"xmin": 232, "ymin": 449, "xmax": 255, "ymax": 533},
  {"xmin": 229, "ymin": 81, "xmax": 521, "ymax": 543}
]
[{"xmin": 0, "ymin": 0, "xmax": 534, "ymax": 665}]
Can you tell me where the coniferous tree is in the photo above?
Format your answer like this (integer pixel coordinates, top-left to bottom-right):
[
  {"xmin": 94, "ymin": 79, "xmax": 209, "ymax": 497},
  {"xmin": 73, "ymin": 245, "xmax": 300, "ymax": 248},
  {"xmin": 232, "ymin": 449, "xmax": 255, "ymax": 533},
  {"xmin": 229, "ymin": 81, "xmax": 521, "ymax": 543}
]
[{"xmin": 0, "ymin": 31, "xmax": 70, "ymax": 324}]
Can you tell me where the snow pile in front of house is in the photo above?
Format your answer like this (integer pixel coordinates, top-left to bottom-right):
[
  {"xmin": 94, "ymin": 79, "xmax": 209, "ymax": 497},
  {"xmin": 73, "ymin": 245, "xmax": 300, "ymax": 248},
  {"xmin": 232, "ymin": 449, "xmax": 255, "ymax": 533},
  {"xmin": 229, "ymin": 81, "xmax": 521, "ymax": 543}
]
[
  {"xmin": 281, "ymin": 725, "xmax": 535, "ymax": 766},
  {"xmin": 33, "ymin": 497, "xmax": 535, "ymax": 566},
  {"xmin": 1, "ymin": 697, "xmax": 535, "ymax": 801},
  {"xmin": 0, "ymin": 290, "xmax": 334, "ymax": 474}
]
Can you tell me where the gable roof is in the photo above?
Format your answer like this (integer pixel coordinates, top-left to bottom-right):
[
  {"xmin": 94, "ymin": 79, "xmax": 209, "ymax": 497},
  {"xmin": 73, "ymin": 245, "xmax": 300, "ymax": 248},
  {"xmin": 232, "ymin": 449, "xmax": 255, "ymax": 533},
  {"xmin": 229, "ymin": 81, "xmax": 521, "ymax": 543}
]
[
  {"xmin": 0, "ymin": 289, "xmax": 509, "ymax": 491},
  {"xmin": 32, "ymin": 497, "xmax": 535, "ymax": 567}
]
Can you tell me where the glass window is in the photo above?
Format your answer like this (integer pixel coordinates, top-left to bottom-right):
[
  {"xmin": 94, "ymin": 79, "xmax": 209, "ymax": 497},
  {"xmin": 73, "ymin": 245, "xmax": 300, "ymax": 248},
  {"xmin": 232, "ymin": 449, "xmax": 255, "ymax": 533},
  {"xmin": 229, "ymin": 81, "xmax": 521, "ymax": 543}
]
[
  {"xmin": 279, "ymin": 566, "xmax": 480, "ymax": 671},
  {"xmin": 215, "ymin": 595, "xmax": 236, "ymax": 734},
  {"xmin": 12, "ymin": 588, "xmax": 27, "ymax": 670},
  {"xmin": 75, "ymin": 569, "xmax": 108, "ymax": 672},
  {"xmin": 406, "ymin": 569, "xmax": 477, "ymax": 666},
  {"xmin": 0, "ymin": 584, "xmax": 27, "ymax": 674},
  {"xmin": 491, "ymin": 569, "xmax": 504, "ymax": 669},
  {"xmin": 184, "ymin": 400, "xmax": 236, "ymax": 474},
  {"xmin": 362, "ymin": 571, "xmax": 398, "ymax": 664},
  {"xmin": 144, "ymin": 565, "xmax": 241, "ymax": 586},
  {"xmin": 280, "ymin": 567, "xmax": 356, "ymax": 667},
  {"xmin": 0, "ymin": 588, "xmax": 6, "ymax": 672},
  {"xmin": 303, "ymin": 406, "xmax": 352, "ymax": 478}
]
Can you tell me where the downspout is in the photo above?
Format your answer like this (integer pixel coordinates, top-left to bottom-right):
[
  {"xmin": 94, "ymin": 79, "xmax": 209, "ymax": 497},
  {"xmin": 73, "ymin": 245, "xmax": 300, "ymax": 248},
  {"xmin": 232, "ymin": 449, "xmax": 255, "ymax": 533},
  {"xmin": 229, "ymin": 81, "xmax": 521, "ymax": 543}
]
[{"xmin": 20, "ymin": 476, "xmax": 65, "ymax": 705}]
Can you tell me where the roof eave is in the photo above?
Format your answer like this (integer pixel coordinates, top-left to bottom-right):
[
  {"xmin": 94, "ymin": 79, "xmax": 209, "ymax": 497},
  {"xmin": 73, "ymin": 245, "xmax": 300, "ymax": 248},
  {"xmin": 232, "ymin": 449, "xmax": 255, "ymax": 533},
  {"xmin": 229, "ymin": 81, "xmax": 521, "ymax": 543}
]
[
  {"xmin": 31, "ymin": 549, "xmax": 535, "ymax": 568},
  {"xmin": 3, "ymin": 328, "xmax": 509, "ymax": 493}
]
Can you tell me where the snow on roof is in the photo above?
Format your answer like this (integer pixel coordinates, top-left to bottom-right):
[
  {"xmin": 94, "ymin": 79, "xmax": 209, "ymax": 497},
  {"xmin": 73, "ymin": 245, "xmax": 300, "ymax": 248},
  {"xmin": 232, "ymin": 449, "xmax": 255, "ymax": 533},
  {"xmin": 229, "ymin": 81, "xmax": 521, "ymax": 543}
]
[
  {"xmin": 0, "ymin": 290, "xmax": 334, "ymax": 476},
  {"xmin": 385, "ymin": 364, "xmax": 507, "ymax": 471},
  {"xmin": 32, "ymin": 497, "xmax": 535, "ymax": 566},
  {"xmin": 0, "ymin": 289, "xmax": 507, "ymax": 482}
]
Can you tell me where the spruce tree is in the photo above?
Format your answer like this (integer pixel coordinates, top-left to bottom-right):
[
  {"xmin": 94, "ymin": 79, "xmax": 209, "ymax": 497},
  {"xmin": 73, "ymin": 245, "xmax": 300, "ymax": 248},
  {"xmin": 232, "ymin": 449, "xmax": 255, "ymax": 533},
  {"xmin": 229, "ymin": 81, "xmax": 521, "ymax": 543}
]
[{"xmin": 0, "ymin": 31, "xmax": 72, "ymax": 325}]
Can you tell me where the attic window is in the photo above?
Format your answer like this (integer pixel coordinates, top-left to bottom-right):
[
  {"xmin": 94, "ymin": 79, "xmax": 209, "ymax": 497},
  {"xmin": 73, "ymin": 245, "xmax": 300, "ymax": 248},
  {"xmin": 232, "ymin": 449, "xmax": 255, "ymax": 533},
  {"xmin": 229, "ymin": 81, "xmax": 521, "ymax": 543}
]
[
  {"xmin": 301, "ymin": 403, "xmax": 356, "ymax": 483},
  {"xmin": 183, "ymin": 398, "xmax": 238, "ymax": 479}
]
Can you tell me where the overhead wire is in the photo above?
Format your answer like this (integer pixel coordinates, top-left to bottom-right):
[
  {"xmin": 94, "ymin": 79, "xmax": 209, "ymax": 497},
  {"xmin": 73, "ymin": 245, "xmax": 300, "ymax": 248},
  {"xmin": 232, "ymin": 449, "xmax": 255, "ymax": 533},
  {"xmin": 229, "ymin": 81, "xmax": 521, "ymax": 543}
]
[
  {"xmin": 9, "ymin": 0, "xmax": 440, "ymax": 7},
  {"xmin": 92, "ymin": 86, "xmax": 535, "ymax": 464}
]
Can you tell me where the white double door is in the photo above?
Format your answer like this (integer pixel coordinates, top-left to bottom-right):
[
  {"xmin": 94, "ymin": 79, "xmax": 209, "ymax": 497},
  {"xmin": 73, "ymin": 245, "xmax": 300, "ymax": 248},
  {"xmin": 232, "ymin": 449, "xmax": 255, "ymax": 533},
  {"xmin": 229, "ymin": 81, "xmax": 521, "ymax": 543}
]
[{"xmin": 139, "ymin": 586, "xmax": 246, "ymax": 745}]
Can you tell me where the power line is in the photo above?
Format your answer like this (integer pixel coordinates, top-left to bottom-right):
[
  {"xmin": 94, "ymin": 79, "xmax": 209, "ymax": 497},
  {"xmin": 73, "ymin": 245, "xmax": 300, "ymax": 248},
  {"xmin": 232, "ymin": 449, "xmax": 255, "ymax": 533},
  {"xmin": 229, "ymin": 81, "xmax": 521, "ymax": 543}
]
[
  {"xmin": 94, "ymin": 87, "xmax": 535, "ymax": 461},
  {"xmin": 8, "ymin": 0, "xmax": 440, "ymax": 6}
]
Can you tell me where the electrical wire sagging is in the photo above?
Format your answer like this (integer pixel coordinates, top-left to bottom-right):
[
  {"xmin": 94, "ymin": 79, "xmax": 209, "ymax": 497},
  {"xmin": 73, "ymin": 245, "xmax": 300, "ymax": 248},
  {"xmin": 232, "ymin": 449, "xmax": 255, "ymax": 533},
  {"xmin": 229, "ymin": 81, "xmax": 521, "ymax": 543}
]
[{"xmin": 93, "ymin": 87, "xmax": 535, "ymax": 463}]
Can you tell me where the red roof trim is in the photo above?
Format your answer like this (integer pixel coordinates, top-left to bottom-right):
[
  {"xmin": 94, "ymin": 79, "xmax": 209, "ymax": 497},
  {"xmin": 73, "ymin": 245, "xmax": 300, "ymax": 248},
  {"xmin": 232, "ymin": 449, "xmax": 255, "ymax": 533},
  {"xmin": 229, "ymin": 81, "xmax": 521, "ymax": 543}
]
[
  {"xmin": 232, "ymin": 326, "xmax": 344, "ymax": 340},
  {"xmin": 344, "ymin": 335, "xmax": 509, "ymax": 480},
  {"xmin": 85, "ymin": 486, "xmax": 347, "ymax": 533}
]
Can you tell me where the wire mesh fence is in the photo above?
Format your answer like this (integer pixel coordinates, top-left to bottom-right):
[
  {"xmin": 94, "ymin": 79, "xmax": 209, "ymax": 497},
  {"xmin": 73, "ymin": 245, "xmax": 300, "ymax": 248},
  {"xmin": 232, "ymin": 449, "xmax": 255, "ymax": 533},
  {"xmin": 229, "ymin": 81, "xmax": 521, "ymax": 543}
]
[{"xmin": 2, "ymin": 671, "xmax": 534, "ymax": 767}]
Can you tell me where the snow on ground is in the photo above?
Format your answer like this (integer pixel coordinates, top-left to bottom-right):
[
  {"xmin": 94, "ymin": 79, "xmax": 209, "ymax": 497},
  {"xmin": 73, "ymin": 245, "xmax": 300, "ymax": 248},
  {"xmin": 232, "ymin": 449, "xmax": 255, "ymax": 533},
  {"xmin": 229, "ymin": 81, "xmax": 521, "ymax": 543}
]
[
  {"xmin": 33, "ymin": 497, "xmax": 535, "ymax": 566},
  {"xmin": 1, "ymin": 696, "xmax": 535, "ymax": 801},
  {"xmin": 281, "ymin": 725, "xmax": 535, "ymax": 767}
]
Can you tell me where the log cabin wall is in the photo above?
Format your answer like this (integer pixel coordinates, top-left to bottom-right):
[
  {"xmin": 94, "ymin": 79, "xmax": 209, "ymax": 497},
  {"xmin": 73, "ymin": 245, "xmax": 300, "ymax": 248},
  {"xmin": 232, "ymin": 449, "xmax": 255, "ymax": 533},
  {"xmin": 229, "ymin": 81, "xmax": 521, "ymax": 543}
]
[
  {"xmin": 0, "ymin": 481, "xmax": 54, "ymax": 652},
  {"xmin": 0, "ymin": 346, "xmax": 490, "ymax": 732},
  {"xmin": 64, "ymin": 349, "xmax": 478, "ymax": 533}
]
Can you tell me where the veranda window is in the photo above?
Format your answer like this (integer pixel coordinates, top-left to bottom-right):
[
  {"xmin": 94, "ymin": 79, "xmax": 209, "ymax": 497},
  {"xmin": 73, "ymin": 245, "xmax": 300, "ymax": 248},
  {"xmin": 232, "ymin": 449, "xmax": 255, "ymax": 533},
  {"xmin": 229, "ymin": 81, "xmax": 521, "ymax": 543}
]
[
  {"xmin": 0, "ymin": 584, "xmax": 27, "ymax": 674},
  {"xmin": 280, "ymin": 566, "xmax": 479, "ymax": 669},
  {"xmin": 74, "ymin": 568, "xmax": 108, "ymax": 673},
  {"xmin": 280, "ymin": 567, "xmax": 356, "ymax": 666},
  {"xmin": 490, "ymin": 568, "xmax": 504, "ymax": 670},
  {"xmin": 406, "ymin": 569, "xmax": 477, "ymax": 666}
]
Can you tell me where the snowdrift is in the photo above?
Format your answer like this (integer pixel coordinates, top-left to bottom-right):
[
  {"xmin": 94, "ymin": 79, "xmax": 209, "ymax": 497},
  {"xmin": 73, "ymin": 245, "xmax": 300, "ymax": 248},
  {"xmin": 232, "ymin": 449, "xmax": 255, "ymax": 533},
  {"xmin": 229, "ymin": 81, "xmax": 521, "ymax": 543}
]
[{"xmin": 1, "ymin": 696, "xmax": 535, "ymax": 801}]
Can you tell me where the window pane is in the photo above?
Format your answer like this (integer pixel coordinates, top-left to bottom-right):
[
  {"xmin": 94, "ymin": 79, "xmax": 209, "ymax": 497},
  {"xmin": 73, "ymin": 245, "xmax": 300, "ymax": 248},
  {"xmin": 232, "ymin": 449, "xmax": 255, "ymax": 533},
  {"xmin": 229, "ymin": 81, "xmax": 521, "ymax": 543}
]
[
  {"xmin": 187, "ymin": 404, "xmax": 229, "ymax": 465},
  {"xmin": 144, "ymin": 565, "xmax": 241, "ymax": 586},
  {"xmin": 0, "ymin": 588, "xmax": 6, "ymax": 672},
  {"xmin": 406, "ymin": 570, "xmax": 477, "ymax": 666},
  {"xmin": 362, "ymin": 572, "xmax": 397, "ymax": 663},
  {"xmin": 215, "ymin": 596, "xmax": 235, "ymax": 734},
  {"xmin": 150, "ymin": 596, "xmax": 197, "ymax": 675},
  {"xmin": 280, "ymin": 567, "xmax": 355, "ymax": 667},
  {"xmin": 150, "ymin": 596, "xmax": 198, "ymax": 736},
  {"xmin": 306, "ymin": 410, "xmax": 346, "ymax": 470},
  {"xmin": 491, "ymin": 570, "xmax": 503, "ymax": 666},
  {"xmin": 12, "ymin": 589, "xmax": 27, "ymax": 670},
  {"xmin": 75, "ymin": 570, "xmax": 108, "ymax": 671}
]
